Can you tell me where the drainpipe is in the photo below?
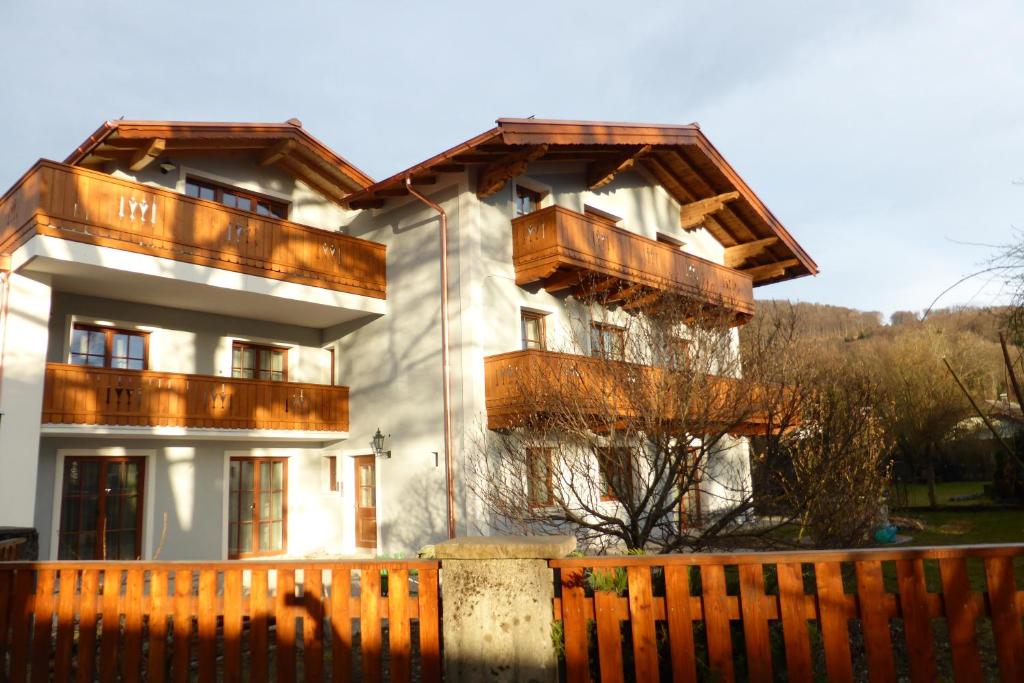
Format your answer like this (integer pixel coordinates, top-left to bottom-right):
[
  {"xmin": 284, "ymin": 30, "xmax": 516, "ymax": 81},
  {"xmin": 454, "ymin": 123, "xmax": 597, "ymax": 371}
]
[{"xmin": 404, "ymin": 177, "xmax": 457, "ymax": 539}]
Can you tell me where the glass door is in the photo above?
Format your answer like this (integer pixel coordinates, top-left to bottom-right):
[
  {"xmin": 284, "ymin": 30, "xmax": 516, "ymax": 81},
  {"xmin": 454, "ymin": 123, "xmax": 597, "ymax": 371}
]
[
  {"xmin": 58, "ymin": 456, "xmax": 145, "ymax": 560},
  {"xmin": 228, "ymin": 457, "xmax": 286, "ymax": 558}
]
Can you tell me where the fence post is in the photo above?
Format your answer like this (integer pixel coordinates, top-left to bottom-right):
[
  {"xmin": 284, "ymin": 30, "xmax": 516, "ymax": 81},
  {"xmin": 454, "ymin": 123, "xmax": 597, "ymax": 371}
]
[{"xmin": 436, "ymin": 534, "xmax": 576, "ymax": 683}]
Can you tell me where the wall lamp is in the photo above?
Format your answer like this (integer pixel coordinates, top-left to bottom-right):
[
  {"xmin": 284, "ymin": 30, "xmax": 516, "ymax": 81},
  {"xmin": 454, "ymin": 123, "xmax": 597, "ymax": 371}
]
[{"xmin": 371, "ymin": 428, "xmax": 391, "ymax": 459}]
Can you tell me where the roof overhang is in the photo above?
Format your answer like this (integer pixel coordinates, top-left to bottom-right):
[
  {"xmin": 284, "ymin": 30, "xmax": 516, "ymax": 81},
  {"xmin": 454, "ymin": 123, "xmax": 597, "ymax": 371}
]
[
  {"xmin": 65, "ymin": 119, "xmax": 374, "ymax": 205},
  {"xmin": 343, "ymin": 118, "xmax": 817, "ymax": 285}
]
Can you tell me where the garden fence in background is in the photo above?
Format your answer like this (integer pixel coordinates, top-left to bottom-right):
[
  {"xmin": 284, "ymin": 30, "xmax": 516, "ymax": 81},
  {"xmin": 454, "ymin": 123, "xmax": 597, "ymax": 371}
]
[
  {"xmin": 551, "ymin": 544, "xmax": 1024, "ymax": 682},
  {"xmin": 0, "ymin": 560, "xmax": 440, "ymax": 682}
]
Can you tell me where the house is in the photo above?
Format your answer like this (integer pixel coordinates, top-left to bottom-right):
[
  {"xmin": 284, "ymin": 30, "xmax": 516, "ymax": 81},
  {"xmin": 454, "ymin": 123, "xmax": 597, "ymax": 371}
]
[{"xmin": 0, "ymin": 117, "xmax": 816, "ymax": 560}]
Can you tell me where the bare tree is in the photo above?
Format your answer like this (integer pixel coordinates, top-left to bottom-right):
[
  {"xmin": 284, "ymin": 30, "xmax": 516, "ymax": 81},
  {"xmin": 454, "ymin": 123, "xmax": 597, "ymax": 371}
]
[{"xmin": 470, "ymin": 286, "xmax": 811, "ymax": 553}]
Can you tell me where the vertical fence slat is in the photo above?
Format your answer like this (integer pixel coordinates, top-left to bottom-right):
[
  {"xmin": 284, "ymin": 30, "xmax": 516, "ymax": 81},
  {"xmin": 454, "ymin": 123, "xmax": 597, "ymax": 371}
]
[
  {"xmin": 303, "ymin": 568, "xmax": 325, "ymax": 683},
  {"xmin": 122, "ymin": 568, "xmax": 145, "ymax": 682},
  {"xmin": 171, "ymin": 569, "xmax": 192, "ymax": 683},
  {"xmin": 896, "ymin": 559, "xmax": 938, "ymax": 683},
  {"xmin": 778, "ymin": 562, "xmax": 813, "ymax": 683},
  {"xmin": 331, "ymin": 567, "xmax": 353, "ymax": 683},
  {"xmin": 815, "ymin": 562, "xmax": 854, "ymax": 683},
  {"xmin": 277, "ymin": 568, "xmax": 297, "ymax": 683},
  {"xmin": 250, "ymin": 568, "xmax": 270, "ymax": 683},
  {"xmin": 196, "ymin": 569, "xmax": 217, "ymax": 683},
  {"xmin": 560, "ymin": 567, "xmax": 589, "ymax": 683},
  {"xmin": 939, "ymin": 558, "xmax": 984, "ymax": 682},
  {"xmin": 984, "ymin": 556, "xmax": 1024, "ymax": 681},
  {"xmin": 664, "ymin": 565, "xmax": 697, "ymax": 683},
  {"xmin": 388, "ymin": 568, "xmax": 411, "ymax": 683},
  {"xmin": 9, "ymin": 569, "xmax": 34, "ymax": 682},
  {"xmin": 701, "ymin": 564, "xmax": 734, "ymax": 682},
  {"xmin": 738, "ymin": 564, "xmax": 773, "ymax": 683},
  {"xmin": 594, "ymin": 586, "xmax": 625, "ymax": 683},
  {"xmin": 854, "ymin": 560, "xmax": 896, "ymax": 683},
  {"xmin": 223, "ymin": 569, "xmax": 243, "ymax": 683},
  {"xmin": 417, "ymin": 567, "xmax": 442, "ymax": 683},
  {"xmin": 626, "ymin": 566, "xmax": 659, "ymax": 682},
  {"xmin": 53, "ymin": 568, "xmax": 77, "ymax": 681},
  {"xmin": 99, "ymin": 567, "xmax": 122, "ymax": 683},
  {"xmin": 148, "ymin": 569, "xmax": 169, "ymax": 683},
  {"xmin": 360, "ymin": 568, "xmax": 383, "ymax": 683},
  {"xmin": 0, "ymin": 569, "xmax": 13, "ymax": 676},
  {"xmin": 76, "ymin": 569, "xmax": 100, "ymax": 683},
  {"xmin": 29, "ymin": 568, "xmax": 55, "ymax": 683}
]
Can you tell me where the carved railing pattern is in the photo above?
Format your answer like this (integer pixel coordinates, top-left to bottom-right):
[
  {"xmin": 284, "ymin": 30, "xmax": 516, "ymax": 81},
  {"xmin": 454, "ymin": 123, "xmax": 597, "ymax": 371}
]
[
  {"xmin": 0, "ymin": 161, "xmax": 386, "ymax": 298},
  {"xmin": 42, "ymin": 363, "xmax": 349, "ymax": 432}
]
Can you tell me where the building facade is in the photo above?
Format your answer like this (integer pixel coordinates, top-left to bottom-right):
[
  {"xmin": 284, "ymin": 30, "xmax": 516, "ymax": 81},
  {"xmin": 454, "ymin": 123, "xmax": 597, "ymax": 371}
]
[{"xmin": 0, "ymin": 118, "xmax": 816, "ymax": 560}]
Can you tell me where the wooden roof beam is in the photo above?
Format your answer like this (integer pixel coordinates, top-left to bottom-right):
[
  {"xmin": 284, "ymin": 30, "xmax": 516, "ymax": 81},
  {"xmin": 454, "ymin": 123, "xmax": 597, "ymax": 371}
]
[
  {"xmin": 476, "ymin": 144, "xmax": 549, "ymax": 198},
  {"xmin": 723, "ymin": 237, "xmax": 780, "ymax": 268},
  {"xmin": 742, "ymin": 258, "xmax": 800, "ymax": 282},
  {"xmin": 258, "ymin": 139, "xmax": 296, "ymax": 166},
  {"xmin": 586, "ymin": 145, "xmax": 652, "ymax": 190},
  {"xmin": 349, "ymin": 198, "xmax": 386, "ymax": 210},
  {"xmin": 127, "ymin": 138, "xmax": 166, "ymax": 172},
  {"xmin": 541, "ymin": 269, "xmax": 584, "ymax": 293},
  {"xmin": 680, "ymin": 191, "xmax": 741, "ymax": 230}
]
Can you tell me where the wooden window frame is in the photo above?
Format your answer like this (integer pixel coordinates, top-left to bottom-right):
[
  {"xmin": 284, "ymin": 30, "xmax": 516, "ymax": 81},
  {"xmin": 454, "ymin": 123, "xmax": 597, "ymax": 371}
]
[
  {"xmin": 231, "ymin": 341, "xmax": 289, "ymax": 382},
  {"xmin": 513, "ymin": 183, "xmax": 544, "ymax": 217},
  {"xmin": 597, "ymin": 447, "xmax": 633, "ymax": 502},
  {"xmin": 58, "ymin": 455, "xmax": 146, "ymax": 561},
  {"xmin": 527, "ymin": 447, "xmax": 555, "ymax": 508},
  {"xmin": 590, "ymin": 322, "xmax": 626, "ymax": 361},
  {"xmin": 70, "ymin": 323, "xmax": 150, "ymax": 370},
  {"xmin": 521, "ymin": 310, "xmax": 548, "ymax": 351},
  {"xmin": 185, "ymin": 175, "xmax": 289, "ymax": 220},
  {"xmin": 326, "ymin": 455, "xmax": 340, "ymax": 493},
  {"xmin": 228, "ymin": 456, "xmax": 288, "ymax": 559}
]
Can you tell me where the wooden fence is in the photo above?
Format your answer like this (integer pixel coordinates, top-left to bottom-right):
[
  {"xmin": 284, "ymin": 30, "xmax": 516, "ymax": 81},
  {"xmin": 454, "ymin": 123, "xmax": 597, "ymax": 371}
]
[
  {"xmin": 551, "ymin": 544, "xmax": 1024, "ymax": 682},
  {"xmin": 0, "ymin": 560, "xmax": 440, "ymax": 682}
]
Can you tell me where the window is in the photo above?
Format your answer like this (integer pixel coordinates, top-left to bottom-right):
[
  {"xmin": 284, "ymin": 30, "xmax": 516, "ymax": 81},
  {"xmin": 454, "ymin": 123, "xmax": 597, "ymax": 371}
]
[
  {"xmin": 185, "ymin": 177, "xmax": 289, "ymax": 220},
  {"xmin": 521, "ymin": 311, "xmax": 547, "ymax": 350},
  {"xmin": 527, "ymin": 448, "xmax": 554, "ymax": 507},
  {"xmin": 58, "ymin": 456, "xmax": 145, "ymax": 560},
  {"xmin": 656, "ymin": 232, "xmax": 685, "ymax": 249},
  {"xmin": 659, "ymin": 335, "xmax": 691, "ymax": 370},
  {"xmin": 597, "ymin": 447, "xmax": 633, "ymax": 501},
  {"xmin": 590, "ymin": 323, "xmax": 626, "ymax": 361},
  {"xmin": 583, "ymin": 205, "xmax": 622, "ymax": 225},
  {"xmin": 232, "ymin": 342, "xmax": 288, "ymax": 382},
  {"xmin": 228, "ymin": 457, "xmax": 287, "ymax": 558},
  {"xmin": 514, "ymin": 184, "xmax": 543, "ymax": 217},
  {"xmin": 323, "ymin": 455, "xmax": 340, "ymax": 493},
  {"xmin": 70, "ymin": 324, "xmax": 148, "ymax": 370}
]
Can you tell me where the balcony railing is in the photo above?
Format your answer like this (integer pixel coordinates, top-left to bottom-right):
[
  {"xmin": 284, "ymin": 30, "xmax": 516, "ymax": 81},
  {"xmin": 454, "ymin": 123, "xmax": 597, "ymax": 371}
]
[
  {"xmin": 42, "ymin": 363, "xmax": 349, "ymax": 432},
  {"xmin": 0, "ymin": 160, "xmax": 386, "ymax": 299},
  {"xmin": 511, "ymin": 205, "xmax": 754, "ymax": 319},
  {"xmin": 484, "ymin": 349, "xmax": 778, "ymax": 433}
]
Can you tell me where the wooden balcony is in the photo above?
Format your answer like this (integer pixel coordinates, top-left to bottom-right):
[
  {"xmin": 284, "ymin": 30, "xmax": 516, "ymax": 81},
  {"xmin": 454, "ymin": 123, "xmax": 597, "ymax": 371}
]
[
  {"xmin": 0, "ymin": 160, "xmax": 386, "ymax": 299},
  {"xmin": 42, "ymin": 363, "xmax": 349, "ymax": 432},
  {"xmin": 484, "ymin": 349, "xmax": 776, "ymax": 434},
  {"xmin": 511, "ymin": 206, "xmax": 754, "ymax": 320}
]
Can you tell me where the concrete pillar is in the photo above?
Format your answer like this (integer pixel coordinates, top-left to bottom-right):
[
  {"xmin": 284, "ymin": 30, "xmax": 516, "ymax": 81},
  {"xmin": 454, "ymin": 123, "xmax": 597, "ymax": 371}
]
[
  {"xmin": 435, "ymin": 535, "xmax": 576, "ymax": 683},
  {"xmin": 0, "ymin": 271, "xmax": 52, "ymax": 527}
]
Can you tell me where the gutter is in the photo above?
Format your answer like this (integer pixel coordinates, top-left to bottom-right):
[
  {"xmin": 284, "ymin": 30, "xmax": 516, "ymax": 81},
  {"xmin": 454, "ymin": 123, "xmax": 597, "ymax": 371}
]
[{"xmin": 404, "ymin": 177, "xmax": 457, "ymax": 539}]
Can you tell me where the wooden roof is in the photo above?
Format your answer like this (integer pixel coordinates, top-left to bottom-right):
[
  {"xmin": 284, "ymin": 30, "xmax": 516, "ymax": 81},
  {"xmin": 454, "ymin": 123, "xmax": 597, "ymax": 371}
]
[
  {"xmin": 65, "ymin": 119, "xmax": 374, "ymax": 204},
  {"xmin": 343, "ymin": 118, "xmax": 817, "ymax": 286}
]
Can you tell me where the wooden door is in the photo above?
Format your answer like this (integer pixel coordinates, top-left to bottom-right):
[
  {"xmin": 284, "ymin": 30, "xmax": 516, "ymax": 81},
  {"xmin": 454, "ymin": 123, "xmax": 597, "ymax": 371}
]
[
  {"xmin": 58, "ymin": 456, "xmax": 145, "ymax": 560},
  {"xmin": 354, "ymin": 456, "xmax": 377, "ymax": 549}
]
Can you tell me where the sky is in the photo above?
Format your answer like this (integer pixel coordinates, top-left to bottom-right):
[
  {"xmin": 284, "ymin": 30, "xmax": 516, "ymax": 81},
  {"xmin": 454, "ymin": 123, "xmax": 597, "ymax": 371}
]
[{"xmin": 2, "ymin": 0, "xmax": 1022, "ymax": 318}]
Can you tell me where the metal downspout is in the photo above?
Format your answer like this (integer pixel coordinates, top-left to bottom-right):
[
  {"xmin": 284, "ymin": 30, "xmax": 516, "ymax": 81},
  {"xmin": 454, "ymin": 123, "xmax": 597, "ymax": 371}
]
[{"xmin": 404, "ymin": 177, "xmax": 457, "ymax": 539}]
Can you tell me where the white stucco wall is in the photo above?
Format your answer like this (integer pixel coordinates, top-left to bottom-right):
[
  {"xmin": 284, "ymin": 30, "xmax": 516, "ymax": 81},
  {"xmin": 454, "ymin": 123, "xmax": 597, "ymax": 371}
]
[
  {"xmin": 34, "ymin": 438, "xmax": 346, "ymax": 560},
  {"xmin": 46, "ymin": 292, "xmax": 333, "ymax": 384}
]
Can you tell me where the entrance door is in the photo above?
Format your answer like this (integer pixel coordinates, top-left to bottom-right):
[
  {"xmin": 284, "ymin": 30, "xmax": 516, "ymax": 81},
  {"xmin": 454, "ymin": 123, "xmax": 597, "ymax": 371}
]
[
  {"xmin": 58, "ymin": 456, "xmax": 145, "ymax": 560},
  {"xmin": 354, "ymin": 456, "xmax": 377, "ymax": 549}
]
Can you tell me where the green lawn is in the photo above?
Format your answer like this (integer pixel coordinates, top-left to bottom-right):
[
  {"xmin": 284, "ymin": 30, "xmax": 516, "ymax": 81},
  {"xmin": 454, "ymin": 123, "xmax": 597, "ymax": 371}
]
[{"xmin": 895, "ymin": 481, "xmax": 991, "ymax": 507}]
